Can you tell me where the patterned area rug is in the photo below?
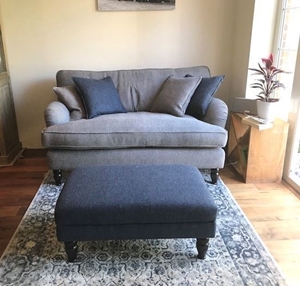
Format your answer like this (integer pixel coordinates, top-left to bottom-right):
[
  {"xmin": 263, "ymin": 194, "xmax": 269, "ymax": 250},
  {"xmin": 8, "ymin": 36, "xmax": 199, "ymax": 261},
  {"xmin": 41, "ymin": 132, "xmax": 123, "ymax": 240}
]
[{"xmin": 0, "ymin": 171, "xmax": 287, "ymax": 285}]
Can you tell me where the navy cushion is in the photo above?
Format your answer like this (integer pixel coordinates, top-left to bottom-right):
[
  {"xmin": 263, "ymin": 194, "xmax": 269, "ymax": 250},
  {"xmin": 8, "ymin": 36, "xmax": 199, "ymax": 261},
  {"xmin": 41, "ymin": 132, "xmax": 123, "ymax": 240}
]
[
  {"xmin": 55, "ymin": 165, "xmax": 217, "ymax": 227},
  {"xmin": 72, "ymin": 76, "xmax": 127, "ymax": 119},
  {"xmin": 186, "ymin": 75, "xmax": 225, "ymax": 118}
]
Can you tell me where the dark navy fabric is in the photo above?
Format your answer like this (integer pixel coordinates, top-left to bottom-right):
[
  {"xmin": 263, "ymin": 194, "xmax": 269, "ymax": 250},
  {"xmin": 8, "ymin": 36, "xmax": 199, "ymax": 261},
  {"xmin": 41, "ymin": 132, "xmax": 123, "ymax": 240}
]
[
  {"xmin": 55, "ymin": 165, "xmax": 217, "ymax": 227},
  {"xmin": 186, "ymin": 75, "xmax": 225, "ymax": 118},
  {"xmin": 72, "ymin": 76, "xmax": 127, "ymax": 119},
  {"xmin": 56, "ymin": 222, "xmax": 216, "ymax": 242}
]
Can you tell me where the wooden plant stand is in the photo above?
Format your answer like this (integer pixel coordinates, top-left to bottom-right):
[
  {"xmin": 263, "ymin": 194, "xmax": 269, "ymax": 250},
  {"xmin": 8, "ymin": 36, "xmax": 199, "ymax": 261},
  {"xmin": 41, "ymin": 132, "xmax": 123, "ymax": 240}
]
[{"xmin": 227, "ymin": 112, "xmax": 289, "ymax": 183}]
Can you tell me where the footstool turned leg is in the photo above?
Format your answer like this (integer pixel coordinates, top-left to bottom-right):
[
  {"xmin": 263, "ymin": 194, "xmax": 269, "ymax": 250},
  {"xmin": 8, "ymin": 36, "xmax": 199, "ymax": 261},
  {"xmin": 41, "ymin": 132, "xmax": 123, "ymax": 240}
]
[
  {"xmin": 64, "ymin": 241, "xmax": 78, "ymax": 262},
  {"xmin": 196, "ymin": 238, "xmax": 209, "ymax": 259},
  {"xmin": 53, "ymin": 170, "xmax": 62, "ymax": 186}
]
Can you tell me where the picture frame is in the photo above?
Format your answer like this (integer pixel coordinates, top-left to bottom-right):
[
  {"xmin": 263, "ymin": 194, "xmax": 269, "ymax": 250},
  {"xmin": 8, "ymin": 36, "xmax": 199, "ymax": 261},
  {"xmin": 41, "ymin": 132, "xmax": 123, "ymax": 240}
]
[{"xmin": 97, "ymin": 0, "xmax": 175, "ymax": 12}]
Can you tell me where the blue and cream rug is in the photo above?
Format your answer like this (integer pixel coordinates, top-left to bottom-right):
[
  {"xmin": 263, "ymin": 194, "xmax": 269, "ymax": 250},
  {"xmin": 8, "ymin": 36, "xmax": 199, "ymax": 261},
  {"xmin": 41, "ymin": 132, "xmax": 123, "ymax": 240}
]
[{"xmin": 0, "ymin": 171, "xmax": 287, "ymax": 285}]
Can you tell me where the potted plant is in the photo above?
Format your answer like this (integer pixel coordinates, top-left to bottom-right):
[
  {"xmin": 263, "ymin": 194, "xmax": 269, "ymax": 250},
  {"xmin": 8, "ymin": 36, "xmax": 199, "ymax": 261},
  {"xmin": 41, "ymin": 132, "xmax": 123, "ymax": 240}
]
[{"xmin": 249, "ymin": 54, "xmax": 288, "ymax": 122}]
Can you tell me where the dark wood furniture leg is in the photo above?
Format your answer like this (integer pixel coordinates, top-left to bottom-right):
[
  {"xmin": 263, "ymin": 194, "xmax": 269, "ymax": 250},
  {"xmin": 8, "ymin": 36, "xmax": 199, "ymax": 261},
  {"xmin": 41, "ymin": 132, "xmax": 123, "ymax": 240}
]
[
  {"xmin": 64, "ymin": 241, "xmax": 78, "ymax": 262},
  {"xmin": 210, "ymin": 168, "xmax": 219, "ymax": 184},
  {"xmin": 53, "ymin": 170, "xmax": 62, "ymax": 186},
  {"xmin": 196, "ymin": 238, "xmax": 209, "ymax": 259}
]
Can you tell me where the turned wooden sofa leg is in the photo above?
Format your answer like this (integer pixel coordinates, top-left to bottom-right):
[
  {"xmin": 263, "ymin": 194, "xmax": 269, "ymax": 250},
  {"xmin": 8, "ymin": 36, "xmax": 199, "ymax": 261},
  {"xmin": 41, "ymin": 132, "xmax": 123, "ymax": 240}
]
[
  {"xmin": 196, "ymin": 238, "xmax": 209, "ymax": 259},
  {"xmin": 64, "ymin": 241, "xmax": 78, "ymax": 262},
  {"xmin": 210, "ymin": 168, "xmax": 219, "ymax": 184},
  {"xmin": 53, "ymin": 170, "xmax": 62, "ymax": 186}
]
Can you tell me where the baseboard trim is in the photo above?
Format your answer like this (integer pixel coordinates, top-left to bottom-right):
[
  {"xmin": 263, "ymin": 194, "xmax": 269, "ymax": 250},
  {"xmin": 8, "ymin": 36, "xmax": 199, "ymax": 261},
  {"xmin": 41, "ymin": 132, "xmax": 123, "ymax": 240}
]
[{"xmin": 22, "ymin": 148, "xmax": 48, "ymax": 158}]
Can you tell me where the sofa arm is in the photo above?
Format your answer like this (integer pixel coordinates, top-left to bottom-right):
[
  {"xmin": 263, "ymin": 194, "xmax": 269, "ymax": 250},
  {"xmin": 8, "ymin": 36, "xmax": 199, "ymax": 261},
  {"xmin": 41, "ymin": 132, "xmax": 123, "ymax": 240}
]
[
  {"xmin": 202, "ymin": 98, "xmax": 228, "ymax": 128},
  {"xmin": 44, "ymin": 101, "xmax": 70, "ymax": 127}
]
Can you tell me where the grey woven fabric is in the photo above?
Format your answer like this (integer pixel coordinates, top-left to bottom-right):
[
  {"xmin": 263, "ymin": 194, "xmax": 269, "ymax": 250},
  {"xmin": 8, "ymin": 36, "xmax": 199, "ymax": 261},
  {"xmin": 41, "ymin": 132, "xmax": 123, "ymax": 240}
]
[
  {"xmin": 44, "ymin": 101, "xmax": 70, "ymax": 127},
  {"xmin": 150, "ymin": 75, "xmax": 202, "ymax": 117},
  {"xmin": 42, "ymin": 112, "xmax": 227, "ymax": 149},
  {"xmin": 53, "ymin": 86, "xmax": 86, "ymax": 120},
  {"xmin": 42, "ymin": 66, "xmax": 228, "ymax": 172},
  {"xmin": 56, "ymin": 67, "xmax": 211, "ymax": 112},
  {"xmin": 46, "ymin": 148, "xmax": 225, "ymax": 171}
]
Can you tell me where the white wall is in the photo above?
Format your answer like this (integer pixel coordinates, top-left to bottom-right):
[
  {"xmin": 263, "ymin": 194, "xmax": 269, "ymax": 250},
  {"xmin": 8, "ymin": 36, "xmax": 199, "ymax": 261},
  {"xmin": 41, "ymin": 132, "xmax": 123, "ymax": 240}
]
[{"xmin": 0, "ymin": 0, "xmax": 241, "ymax": 147}]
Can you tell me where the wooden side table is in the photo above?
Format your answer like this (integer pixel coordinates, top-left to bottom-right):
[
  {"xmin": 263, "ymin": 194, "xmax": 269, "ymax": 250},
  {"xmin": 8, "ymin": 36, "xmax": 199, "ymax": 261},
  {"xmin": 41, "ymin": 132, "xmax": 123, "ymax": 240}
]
[{"xmin": 227, "ymin": 112, "xmax": 289, "ymax": 183}]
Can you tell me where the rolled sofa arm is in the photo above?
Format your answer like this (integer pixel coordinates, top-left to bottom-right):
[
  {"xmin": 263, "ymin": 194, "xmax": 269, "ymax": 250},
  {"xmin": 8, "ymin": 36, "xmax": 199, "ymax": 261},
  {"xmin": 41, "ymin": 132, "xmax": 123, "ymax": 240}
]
[
  {"xmin": 202, "ymin": 98, "xmax": 228, "ymax": 128},
  {"xmin": 44, "ymin": 101, "xmax": 70, "ymax": 127}
]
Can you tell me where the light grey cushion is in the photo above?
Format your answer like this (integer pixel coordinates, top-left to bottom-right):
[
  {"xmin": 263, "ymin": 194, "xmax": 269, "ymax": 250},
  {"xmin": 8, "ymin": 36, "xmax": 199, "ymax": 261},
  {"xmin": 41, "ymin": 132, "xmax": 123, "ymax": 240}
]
[
  {"xmin": 150, "ymin": 75, "xmax": 202, "ymax": 117},
  {"xmin": 42, "ymin": 111, "xmax": 228, "ymax": 149},
  {"xmin": 53, "ymin": 86, "xmax": 86, "ymax": 120}
]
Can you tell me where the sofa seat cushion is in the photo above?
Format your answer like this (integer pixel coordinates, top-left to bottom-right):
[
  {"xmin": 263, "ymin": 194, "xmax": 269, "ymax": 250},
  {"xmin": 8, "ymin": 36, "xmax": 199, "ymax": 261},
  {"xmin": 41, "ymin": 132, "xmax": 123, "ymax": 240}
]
[{"xmin": 42, "ymin": 112, "xmax": 227, "ymax": 149}]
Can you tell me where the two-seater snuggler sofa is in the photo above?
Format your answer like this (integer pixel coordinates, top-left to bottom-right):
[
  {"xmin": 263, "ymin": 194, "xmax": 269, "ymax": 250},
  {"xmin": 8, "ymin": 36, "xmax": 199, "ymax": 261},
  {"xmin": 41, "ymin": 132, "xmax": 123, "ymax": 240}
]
[{"xmin": 41, "ymin": 66, "xmax": 228, "ymax": 185}]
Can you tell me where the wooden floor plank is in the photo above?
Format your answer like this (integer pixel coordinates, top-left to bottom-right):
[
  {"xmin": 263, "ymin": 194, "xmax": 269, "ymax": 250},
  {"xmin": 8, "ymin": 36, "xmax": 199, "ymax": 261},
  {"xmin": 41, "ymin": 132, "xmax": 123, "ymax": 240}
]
[
  {"xmin": 0, "ymin": 206, "xmax": 21, "ymax": 217},
  {"xmin": 0, "ymin": 149, "xmax": 48, "ymax": 258},
  {"xmin": 0, "ymin": 150, "xmax": 300, "ymax": 285}
]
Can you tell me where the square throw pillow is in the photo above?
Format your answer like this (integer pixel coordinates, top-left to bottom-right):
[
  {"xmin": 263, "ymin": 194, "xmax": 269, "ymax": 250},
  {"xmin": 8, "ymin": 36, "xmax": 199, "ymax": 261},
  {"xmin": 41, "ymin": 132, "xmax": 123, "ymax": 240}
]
[
  {"xmin": 72, "ymin": 76, "xmax": 127, "ymax": 119},
  {"xmin": 185, "ymin": 75, "xmax": 225, "ymax": 118},
  {"xmin": 150, "ymin": 75, "xmax": 202, "ymax": 117},
  {"xmin": 53, "ymin": 85, "xmax": 86, "ymax": 120}
]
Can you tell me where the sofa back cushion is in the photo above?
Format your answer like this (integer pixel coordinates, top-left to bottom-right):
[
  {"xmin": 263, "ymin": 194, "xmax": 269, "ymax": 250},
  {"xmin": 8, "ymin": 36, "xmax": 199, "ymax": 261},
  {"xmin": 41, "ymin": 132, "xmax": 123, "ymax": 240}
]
[{"xmin": 56, "ymin": 66, "xmax": 211, "ymax": 112}]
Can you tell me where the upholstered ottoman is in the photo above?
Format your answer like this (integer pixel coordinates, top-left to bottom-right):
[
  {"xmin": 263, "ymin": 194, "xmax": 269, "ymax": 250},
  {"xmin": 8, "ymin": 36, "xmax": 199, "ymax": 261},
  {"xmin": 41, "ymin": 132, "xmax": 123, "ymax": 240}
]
[{"xmin": 54, "ymin": 165, "xmax": 217, "ymax": 262}]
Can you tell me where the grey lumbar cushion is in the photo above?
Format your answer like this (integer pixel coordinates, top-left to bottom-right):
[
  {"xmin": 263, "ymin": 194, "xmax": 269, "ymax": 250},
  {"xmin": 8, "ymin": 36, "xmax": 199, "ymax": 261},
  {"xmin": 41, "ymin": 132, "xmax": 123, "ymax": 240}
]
[
  {"xmin": 150, "ymin": 75, "xmax": 202, "ymax": 117},
  {"xmin": 185, "ymin": 75, "xmax": 225, "ymax": 118},
  {"xmin": 53, "ymin": 86, "xmax": 86, "ymax": 120},
  {"xmin": 73, "ymin": 76, "xmax": 127, "ymax": 119}
]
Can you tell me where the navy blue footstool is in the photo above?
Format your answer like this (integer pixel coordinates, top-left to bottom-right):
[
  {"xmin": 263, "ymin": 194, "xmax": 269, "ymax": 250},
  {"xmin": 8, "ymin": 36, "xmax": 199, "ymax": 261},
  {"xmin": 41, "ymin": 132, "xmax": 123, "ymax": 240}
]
[{"xmin": 54, "ymin": 165, "xmax": 217, "ymax": 262}]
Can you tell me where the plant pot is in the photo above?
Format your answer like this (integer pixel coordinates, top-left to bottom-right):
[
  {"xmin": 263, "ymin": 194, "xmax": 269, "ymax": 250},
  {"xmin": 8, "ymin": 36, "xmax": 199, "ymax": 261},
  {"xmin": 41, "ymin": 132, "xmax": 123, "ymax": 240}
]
[{"xmin": 256, "ymin": 100, "xmax": 279, "ymax": 122}]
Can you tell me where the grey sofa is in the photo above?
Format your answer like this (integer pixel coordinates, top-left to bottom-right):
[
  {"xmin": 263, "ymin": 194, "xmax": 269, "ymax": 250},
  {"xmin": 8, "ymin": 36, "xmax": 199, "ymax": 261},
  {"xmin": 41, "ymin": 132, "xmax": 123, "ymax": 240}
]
[{"xmin": 41, "ymin": 66, "xmax": 228, "ymax": 185}]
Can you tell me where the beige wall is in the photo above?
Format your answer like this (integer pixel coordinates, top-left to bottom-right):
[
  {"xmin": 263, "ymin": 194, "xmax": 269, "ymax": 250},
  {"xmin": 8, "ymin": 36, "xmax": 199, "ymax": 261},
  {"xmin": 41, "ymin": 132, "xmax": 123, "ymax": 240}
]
[
  {"xmin": 230, "ymin": 0, "xmax": 255, "ymax": 106},
  {"xmin": 0, "ymin": 0, "xmax": 243, "ymax": 147},
  {"xmin": 246, "ymin": 0, "xmax": 279, "ymax": 98}
]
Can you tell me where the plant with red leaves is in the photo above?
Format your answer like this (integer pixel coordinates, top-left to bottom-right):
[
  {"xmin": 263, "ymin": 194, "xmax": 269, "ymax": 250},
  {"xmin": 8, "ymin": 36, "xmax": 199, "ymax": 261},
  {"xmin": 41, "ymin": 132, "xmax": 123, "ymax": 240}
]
[{"xmin": 249, "ymin": 54, "xmax": 289, "ymax": 102}]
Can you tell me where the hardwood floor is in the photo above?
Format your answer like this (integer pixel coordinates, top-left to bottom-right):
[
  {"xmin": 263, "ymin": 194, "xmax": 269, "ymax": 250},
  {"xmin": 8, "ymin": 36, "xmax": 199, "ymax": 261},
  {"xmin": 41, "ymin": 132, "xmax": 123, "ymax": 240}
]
[
  {"xmin": 0, "ymin": 149, "xmax": 48, "ymax": 257},
  {"xmin": 0, "ymin": 150, "xmax": 300, "ymax": 285}
]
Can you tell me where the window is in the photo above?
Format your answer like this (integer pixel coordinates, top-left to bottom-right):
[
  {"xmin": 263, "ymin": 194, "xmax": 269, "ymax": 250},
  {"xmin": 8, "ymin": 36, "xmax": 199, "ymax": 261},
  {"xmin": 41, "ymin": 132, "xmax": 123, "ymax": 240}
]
[
  {"xmin": 277, "ymin": 0, "xmax": 300, "ymax": 190},
  {"xmin": 275, "ymin": 0, "xmax": 300, "ymax": 105}
]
